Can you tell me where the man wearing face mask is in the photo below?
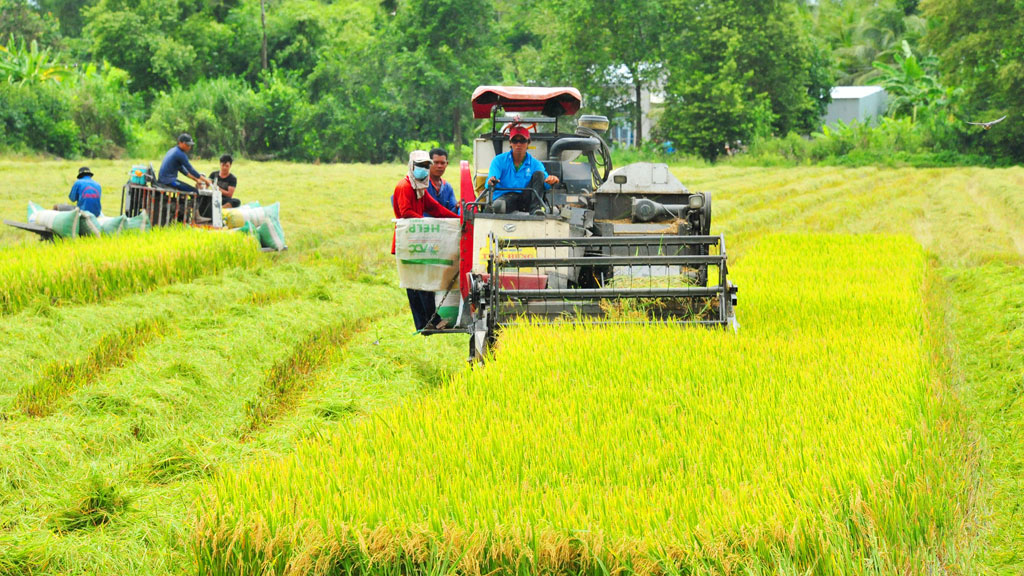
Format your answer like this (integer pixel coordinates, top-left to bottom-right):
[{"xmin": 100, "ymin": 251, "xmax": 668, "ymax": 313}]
[{"xmin": 391, "ymin": 150, "xmax": 458, "ymax": 331}]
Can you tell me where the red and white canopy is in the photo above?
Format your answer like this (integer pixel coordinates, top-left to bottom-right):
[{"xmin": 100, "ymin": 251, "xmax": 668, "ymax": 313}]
[{"xmin": 471, "ymin": 86, "xmax": 582, "ymax": 119}]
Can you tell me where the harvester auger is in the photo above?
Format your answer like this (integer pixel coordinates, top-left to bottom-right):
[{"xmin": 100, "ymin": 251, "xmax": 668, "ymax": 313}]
[{"xmin": 421, "ymin": 86, "xmax": 737, "ymax": 361}]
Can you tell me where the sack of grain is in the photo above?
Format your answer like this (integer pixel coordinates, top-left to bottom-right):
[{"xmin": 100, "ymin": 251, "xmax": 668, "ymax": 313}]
[
  {"xmin": 27, "ymin": 202, "xmax": 80, "ymax": 238},
  {"xmin": 125, "ymin": 210, "xmax": 151, "ymax": 232},
  {"xmin": 77, "ymin": 212, "xmax": 101, "ymax": 238},
  {"xmin": 394, "ymin": 218, "xmax": 460, "ymax": 291},
  {"xmin": 97, "ymin": 214, "xmax": 127, "ymax": 235},
  {"xmin": 256, "ymin": 216, "xmax": 286, "ymax": 251}
]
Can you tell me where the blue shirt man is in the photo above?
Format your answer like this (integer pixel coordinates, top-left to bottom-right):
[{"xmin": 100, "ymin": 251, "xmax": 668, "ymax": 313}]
[
  {"xmin": 158, "ymin": 133, "xmax": 209, "ymax": 192},
  {"xmin": 69, "ymin": 166, "xmax": 101, "ymax": 216},
  {"xmin": 486, "ymin": 125, "xmax": 559, "ymax": 214},
  {"xmin": 423, "ymin": 147, "xmax": 459, "ymax": 216},
  {"xmin": 487, "ymin": 149, "xmax": 549, "ymax": 202}
]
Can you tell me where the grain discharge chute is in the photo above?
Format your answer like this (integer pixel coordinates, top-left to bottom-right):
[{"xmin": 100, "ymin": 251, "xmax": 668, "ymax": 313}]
[{"xmin": 417, "ymin": 86, "xmax": 737, "ymax": 360}]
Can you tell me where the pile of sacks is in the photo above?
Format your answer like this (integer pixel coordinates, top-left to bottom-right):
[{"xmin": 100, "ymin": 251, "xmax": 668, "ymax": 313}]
[
  {"xmin": 27, "ymin": 202, "xmax": 150, "ymax": 239},
  {"xmin": 222, "ymin": 201, "xmax": 286, "ymax": 251}
]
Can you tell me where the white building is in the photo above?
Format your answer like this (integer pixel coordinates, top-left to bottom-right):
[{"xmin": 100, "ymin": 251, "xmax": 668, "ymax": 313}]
[
  {"xmin": 608, "ymin": 86, "xmax": 665, "ymax": 146},
  {"xmin": 822, "ymin": 86, "xmax": 888, "ymax": 129}
]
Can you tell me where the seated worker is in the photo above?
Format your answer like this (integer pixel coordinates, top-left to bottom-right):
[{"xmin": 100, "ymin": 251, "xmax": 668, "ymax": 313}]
[
  {"xmin": 68, "ymin": 166, "xmax": 101, "ymax": 216},
  {"xmin": 391, "ymin": 150, "xmax": 458, "ymax": 332},
  {"xmin": 486, "ymin": 124, "xmax": 560, "ymax": 215},
  {"xmin": 158, "ymin": 133, "xmax": 211, "ymax": 192},
  {"xmin": 203, "ymin": 154, "xmax": 241, "ymax": 216},
  {"xmin": 423, "ymin": 147, "xmax": 458, "ymax": 216}
]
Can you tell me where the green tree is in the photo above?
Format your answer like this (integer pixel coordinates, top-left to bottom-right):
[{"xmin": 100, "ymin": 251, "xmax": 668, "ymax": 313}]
[
  {"xmin": 814, "ymin": 0, "xmax": 926, "ymax": 85},
  {"xmin": 659, "ymin": 0, "xmax": 830, "ymax": 160},
  {"xmin": 302, "ymin": 48, "xmax": 409, "ymax": 163},
  {"xmin": 383, "ymin": 0, "xmax": 498, "ymax": 148},
  {"xmin": 922, "ymin": 0, "xmax": 1023, "ymax": 160},
  {"xmin": 0, "ymin": 35, "xmax": 72, "ymax": 85},
  {"xmin": 34, "ymin": 0, "xmax": 100, "ymax": 39},
  {"xmin": 874, "ymin": 40, "xmax": 944, "ymax": 121},
  {"xmin": 546, "ymin": 0, "xmax": 666, "ymax": 147},
  {"xmin": 0, "ymin": 0, "xmax": 63, "ymax": 47},
  {"xmin": 72, "ymin": 62, "xmax": 139, "ymax": 157},
  {"xmin": 84, "ymin": 0, "xmax": 186, "ymax": 94}
]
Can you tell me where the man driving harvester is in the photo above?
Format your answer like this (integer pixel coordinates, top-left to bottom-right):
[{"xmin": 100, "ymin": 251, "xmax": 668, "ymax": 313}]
[
  {"xmin": 487, "ymin": 124, "xmax": 560, "ymax": 215},
  {"xmin": 158, "ymin": 133, "xmax": 211, "ymax": 192}
]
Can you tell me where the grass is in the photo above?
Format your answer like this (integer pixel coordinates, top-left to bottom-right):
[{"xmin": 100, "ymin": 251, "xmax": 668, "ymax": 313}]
[
  {"xmin": 49, "ymin": 473, "xmax": 132, "ymax": 534},
  {"xmin": 1, "ymin": 159, "xmax": 1023, "ymax": 573},
  {"xmin": 944, "ymin": 263, "xmax": 1024, "ymax": 573},
  {"xmin": 16, "ymin": 316, "xmax": 167, "ymax": 417},
  {"xmin": 242, "ymin": 320, "xmax": 377, "ymax": 436}
]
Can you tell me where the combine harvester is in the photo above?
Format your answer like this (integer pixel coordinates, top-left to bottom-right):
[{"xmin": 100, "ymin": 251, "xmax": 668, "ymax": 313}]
[{"xmin": 405, "ymin": 86, "xmax": 737, "ymax": 359}]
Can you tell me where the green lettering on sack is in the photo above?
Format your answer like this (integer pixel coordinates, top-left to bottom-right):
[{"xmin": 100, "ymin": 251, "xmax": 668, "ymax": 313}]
[
  {"xmin": 400, "ymin": 258, "xmax": 454, "ymax": 265},
  {"xmin": 407, "ymin": 243, "xmax": 439, "ymax": 254},
  {"xmin": 408, "ymin": 223, "xmax": 443, "ymax": 234}
]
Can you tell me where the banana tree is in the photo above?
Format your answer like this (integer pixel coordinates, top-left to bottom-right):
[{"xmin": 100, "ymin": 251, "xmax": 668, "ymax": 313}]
[
  {"xmin": 873, "ymin": 40, "xmax": 943, "ymax": 121},
  {"xmin": 0, "ymin": 35, "xmax": 72, "ymax": 85}
]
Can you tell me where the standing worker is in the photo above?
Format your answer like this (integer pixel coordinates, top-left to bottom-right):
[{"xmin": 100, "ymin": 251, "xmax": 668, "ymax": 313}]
[
  {"xmin": 423, "ymin": 147, "xmax": 458, "ymax": 216},
  {"xmin": 158, "ymin": 133, "xmax": 211, "ymax": 192},
  {"xmin": 392, "ymin": 150, "xmax": 457, "ymax": 332},
  {"xmin": 68, "ymin": 166, "xmax": 101, "ymax": 216},
  {"xmin": 486, "ymin": 124, "xmax": 559, "ymax": 214}
]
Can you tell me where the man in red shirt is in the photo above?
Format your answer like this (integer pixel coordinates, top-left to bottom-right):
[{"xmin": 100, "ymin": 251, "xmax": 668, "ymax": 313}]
[{"xmin": 392, "ymin": 150, "xmax": 458, "ymax": 331}]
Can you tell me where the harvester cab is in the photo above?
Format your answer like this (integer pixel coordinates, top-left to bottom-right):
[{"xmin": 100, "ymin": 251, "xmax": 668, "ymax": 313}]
[{"xmin": 420, "ymin": 85, "xmax": 737, "ymax": 360}]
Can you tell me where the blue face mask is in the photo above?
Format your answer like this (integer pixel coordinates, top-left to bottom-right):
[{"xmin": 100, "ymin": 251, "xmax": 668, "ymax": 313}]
[{"xmin": 413, "ymin": 167, "xmax": 429, "ymax": 180}]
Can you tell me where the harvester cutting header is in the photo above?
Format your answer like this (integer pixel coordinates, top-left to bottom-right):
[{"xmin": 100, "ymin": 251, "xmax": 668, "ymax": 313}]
[{"xmin": 394, "ymin": 86, "xmax": 737, "ymax": 360}]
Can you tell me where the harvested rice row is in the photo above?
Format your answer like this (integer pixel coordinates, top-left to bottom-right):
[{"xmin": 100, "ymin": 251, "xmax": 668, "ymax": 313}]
[
  {"xmin": 242, "ymin": 322, "xmax": 362, "ymax": 436},
  {"xmin": 193, "ymin": 234, "xmax": 963, "ymax": 575},
  {"xmin": 16, "ymin": 316, "xmax": 167, "ymax": 417},
  {"xmin": 0, "ymin": 227, "xmax": 260, "ymax": 315}
]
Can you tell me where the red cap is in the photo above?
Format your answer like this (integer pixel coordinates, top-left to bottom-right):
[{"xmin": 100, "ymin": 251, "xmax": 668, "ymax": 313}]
[{"xmin": 509, "ymin": 125, "xmax": 531, "ymax": 140}]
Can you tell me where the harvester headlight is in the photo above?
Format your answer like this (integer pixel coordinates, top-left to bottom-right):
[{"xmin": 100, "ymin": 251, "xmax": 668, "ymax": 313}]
[{"xmin": 688, "ymin": 194, "xmax": 705, "ymax": 210}]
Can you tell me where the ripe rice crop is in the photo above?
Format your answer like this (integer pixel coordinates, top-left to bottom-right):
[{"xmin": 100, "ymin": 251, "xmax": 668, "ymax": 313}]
[
  {"xmin": 194, "ymin": 233, "xmax": 963, "ymax": 574},
  {"xmin": 0, "ymin": 227, "xmax": 260, "ymax": 314}
]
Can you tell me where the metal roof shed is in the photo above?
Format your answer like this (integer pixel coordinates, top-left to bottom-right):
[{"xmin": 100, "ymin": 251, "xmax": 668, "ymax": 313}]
[{"xmin": 821, "ymin": 86, "xmax": 888, "ymax": 129}]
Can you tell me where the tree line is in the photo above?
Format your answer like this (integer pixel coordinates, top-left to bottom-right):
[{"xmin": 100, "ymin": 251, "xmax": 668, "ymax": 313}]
[{"xmin": 0, "ymin": 0, "xmax": 1019, "ymax": 164}]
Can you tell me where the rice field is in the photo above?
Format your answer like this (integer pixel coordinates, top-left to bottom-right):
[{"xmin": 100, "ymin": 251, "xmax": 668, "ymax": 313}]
[
  {"xmin": 0, "ymin": 227, "xmax": 260, "ymax": 314},
  {"xmin": 194, "ymin": 234, "xmax": 964, "ymax": 574},
  {"xmin": 0, "ymin": 159, "xmax": 1022, "ymax": 574}
]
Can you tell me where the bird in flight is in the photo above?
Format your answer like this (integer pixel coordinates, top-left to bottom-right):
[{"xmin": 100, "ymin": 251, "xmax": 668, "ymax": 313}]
[{"xmin": 966, "ymin": 115, "xmax": 1007, "ymax": 130}]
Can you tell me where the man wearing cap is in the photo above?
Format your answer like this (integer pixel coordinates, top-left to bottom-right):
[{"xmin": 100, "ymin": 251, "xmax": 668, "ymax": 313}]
[
  {"xmin": 68, "ymin": 166, "xmax": 102, "ymax": 216},
  {"xmin": 486, "ymin": 124, "xmax": 559, "ymax": 215},
  {"xmin": 391, "ymin": 150, "xmax": 458, "ymax": 331},
  {"xmin": 158, "ymin": 133, "xmax": 211, "ymax": 192}
]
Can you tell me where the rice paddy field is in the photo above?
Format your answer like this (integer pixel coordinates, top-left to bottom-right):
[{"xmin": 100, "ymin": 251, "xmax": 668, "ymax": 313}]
[{"xmin": 1, "ymin": 159, "xmax": 1023, "ymax": 574}]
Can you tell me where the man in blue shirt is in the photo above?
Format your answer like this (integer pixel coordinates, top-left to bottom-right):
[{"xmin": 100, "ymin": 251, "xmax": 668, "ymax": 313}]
[
  {"xmin": 158, "ymin": 133, "xmax": 210, "ymax": 192},
  {"xmin": 486, "ymin": 124, "xmax": 559, "ymax": 215},
  {"xmin": 424, "ymin": 147, "xmax": 459, "ymax": 216},
  {"xmin": 68, "ymin": 166, "xmax": 102, "ymax": 216}
]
